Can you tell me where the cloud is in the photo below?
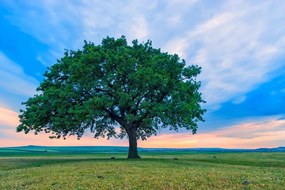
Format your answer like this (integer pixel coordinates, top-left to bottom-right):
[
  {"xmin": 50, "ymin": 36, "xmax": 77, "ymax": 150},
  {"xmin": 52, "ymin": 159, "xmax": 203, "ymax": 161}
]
[
  {"xmin": 215, "ymin": 117, "xmax": 285, "ymax": 139},
  {"xmin": 0, "ymin": 130, "xmax": 127, "ymax": 147},
  {"xmin": 3, "ymin": 0, "xmax": 157, "ymax": 66},
  {"xmin": 1, "ymin": 105, "xmax": 285, "ymax": 149},
  {"xmin": 0, "ymin": 52, "xmax": 38, "ymax": 97},
  {"xmin": 126, "ymin": 16, "xmax": 149, "ymax": 41},
  {"xmin": 232, "ymin": 96, "xmax": 246, "ymax": 104},
  {"xmin": 1, "ymin": 0, "xmax": 285, "ymax": 148},
  {"xmin": 0, "ymin": 105, "xmax": 127, "ymax": 147},
  {"xmin": 214, "ymin": 74, "xmax": 285, "ymax": 119},
  {"xmin": 3, "ymin": 0, "xmax": 285, "ymax": 109},
  {"xmin": 163, "ymin": 1, "xmax": 285, "ymax": 109},
  {"xmin": 0, "ymin": 130, "xmax": 128, "ymax": 147},
  {"xmin": 0, "ymin": 106, "xmax": 19, "ymax": 127},
  {"xmin": 139, "ymin": 116, "xmax": 285, "ymax": 148}
]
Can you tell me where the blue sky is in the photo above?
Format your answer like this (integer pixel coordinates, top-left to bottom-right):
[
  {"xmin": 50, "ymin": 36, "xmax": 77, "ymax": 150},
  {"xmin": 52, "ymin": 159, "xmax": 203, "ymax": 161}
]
[{"xmin": 1, "ymin": 0, "xmax": 285, "ymax": 148}]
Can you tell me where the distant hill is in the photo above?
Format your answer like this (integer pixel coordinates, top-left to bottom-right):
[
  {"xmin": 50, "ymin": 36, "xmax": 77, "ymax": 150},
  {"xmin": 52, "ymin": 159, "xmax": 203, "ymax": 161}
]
[
  {"xmin": 1, "ymin": 145, "xmax": 285, "ymax": 154},
  {"xmin": 255, "ymin": 147, "xmax": 285, "ymax": 152}
]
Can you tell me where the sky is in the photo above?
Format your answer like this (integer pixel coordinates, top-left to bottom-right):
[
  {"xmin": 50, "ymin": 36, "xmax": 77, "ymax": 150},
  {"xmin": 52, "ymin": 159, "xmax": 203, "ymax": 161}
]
[{"xmin": 1, "ymin": 0, "xmax": 285, "ymax": 148}]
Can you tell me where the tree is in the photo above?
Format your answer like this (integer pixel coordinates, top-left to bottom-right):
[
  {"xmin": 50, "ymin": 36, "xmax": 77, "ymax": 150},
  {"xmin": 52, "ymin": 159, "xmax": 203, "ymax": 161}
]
[{"xmin": 17, "ymin": 36, "xmax": 206, "ymax": 158}]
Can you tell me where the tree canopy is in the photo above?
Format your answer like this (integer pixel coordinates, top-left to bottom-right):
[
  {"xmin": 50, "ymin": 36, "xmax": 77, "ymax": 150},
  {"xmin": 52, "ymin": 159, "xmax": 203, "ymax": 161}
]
[{"xmin": 17, "ymin": 36, "xmax": 206, "ymax": 158}]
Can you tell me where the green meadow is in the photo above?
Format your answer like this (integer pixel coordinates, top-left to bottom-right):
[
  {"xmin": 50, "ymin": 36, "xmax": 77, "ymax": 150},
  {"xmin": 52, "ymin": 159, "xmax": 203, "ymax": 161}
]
[{"xmin": 0, "ymin": 148, "xmax": 285, "ymax": 190}]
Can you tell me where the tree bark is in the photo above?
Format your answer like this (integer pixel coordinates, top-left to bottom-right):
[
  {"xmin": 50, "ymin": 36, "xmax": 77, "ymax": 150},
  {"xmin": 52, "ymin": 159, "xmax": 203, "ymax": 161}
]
[{"xmin": 127, "ymin": 127, "xmax": 140, "ymax": 159}]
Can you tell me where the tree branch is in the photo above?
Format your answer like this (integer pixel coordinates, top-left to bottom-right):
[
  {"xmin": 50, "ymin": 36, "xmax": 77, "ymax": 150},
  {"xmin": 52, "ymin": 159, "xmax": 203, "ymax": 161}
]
[
  {"xmin": 133, "ymin": 91, "xmax": 168, "ymax": 127},
  {"xmin": 95, "ymin": 87, "xmax": 115, "ymax": 98},
  {"xmin": 103, "ymin": 108, "xmax": 128, "ymax": 129}
]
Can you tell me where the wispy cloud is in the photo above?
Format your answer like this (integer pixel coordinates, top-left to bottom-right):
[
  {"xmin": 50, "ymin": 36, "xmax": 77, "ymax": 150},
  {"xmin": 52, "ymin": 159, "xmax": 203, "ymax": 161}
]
[
  {"xmin": 0, "ymin": 129, "xmax": 127, "ymax": 147},
  {"xmin": 0, "ymin": 105, "xmax": 127, "ymax": 147},
  {"xmin": 3, "ymin": 1, "xmax": 285, "ymax": 109},
  {"xmin": 3, "ymin": 0, "xmax": 157, "ymax": 66},
  {"xmin": 1, "ymin": 104, "xmax": 284, "ymax": 148},
  {"xmin": 164, "ymin": 1, "xmax": 285, "ymax": 109},
  {"xmin": 0, "ymin": 52, "xmax": 38, "ymax": 97},
  {"xmin": 139, "ymin": 116, "xmax": 285, "ymax": 148},
  {"xmin": 0, "ymin": 106, "xmax": 19, "ymax": 127},
  {"xmin": 1, "ymin": 0, "xmax": 285, "ymax": 147}
]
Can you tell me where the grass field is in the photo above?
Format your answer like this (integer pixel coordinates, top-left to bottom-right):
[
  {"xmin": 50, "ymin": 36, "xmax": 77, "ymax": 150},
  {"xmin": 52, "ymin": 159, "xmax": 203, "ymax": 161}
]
[{"xmin": 0, "ymin": 149, "xmax": 285, "ymax": 189}]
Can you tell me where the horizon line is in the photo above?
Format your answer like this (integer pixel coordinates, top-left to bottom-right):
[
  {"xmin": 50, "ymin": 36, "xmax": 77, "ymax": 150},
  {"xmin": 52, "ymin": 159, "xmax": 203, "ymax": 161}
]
[{"xmin": 1, "ymin": 145, "xmax": 284, "ymax": 150}]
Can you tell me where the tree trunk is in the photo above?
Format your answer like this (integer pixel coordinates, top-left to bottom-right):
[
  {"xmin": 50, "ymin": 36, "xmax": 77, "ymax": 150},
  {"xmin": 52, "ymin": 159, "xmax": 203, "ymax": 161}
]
[{"xmin": 127, "ymin": 127, "xmax": 140, "ymax": 159}]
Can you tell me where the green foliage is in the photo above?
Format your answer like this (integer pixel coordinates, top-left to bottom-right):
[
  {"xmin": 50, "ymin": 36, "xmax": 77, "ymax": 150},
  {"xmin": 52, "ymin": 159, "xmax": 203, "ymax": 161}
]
[{"xmin": 17, "ymin": 36, "xmax": 205, "ymax": 141}]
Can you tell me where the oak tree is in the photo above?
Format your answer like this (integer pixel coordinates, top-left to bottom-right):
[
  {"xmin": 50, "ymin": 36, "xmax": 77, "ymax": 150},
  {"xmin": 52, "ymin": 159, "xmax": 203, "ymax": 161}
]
[{"xmin": 17, "ymin": 36, "xmax": 206, "ymax": 158}]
